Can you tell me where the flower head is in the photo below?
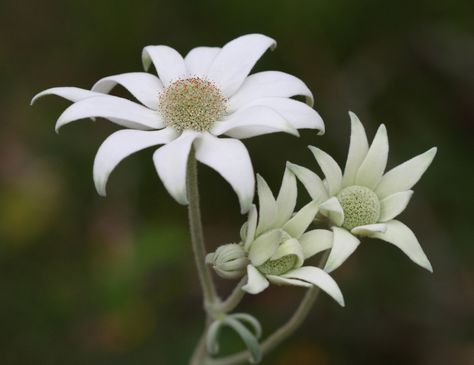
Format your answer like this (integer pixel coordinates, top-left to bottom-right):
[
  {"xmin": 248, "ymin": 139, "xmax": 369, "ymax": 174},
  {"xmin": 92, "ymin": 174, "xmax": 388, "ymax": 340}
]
[
  {"xmin": 289, "ymin": 112, "xmax": 437, "ymax": 273},
  {"xmin": 232, "ymin": 168, "xmax": 344, "ymax": 306},
  {"xmin": 32, "ymin": 34, "xmax": 324, "ymax": 214}
]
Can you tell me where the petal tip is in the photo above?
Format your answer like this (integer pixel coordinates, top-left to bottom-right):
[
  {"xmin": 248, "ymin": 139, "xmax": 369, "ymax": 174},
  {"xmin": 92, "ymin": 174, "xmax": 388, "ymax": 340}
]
[
  {"xmin": 337, "ymin": 296, "xmax": 346, "ymax": 307},
  {"xmin": 141, "ymin": 49, "xmax": 152, "ymax": 71},
  {"xmin": 423, "ymin": 260, "xmax": 433, "ymax": 273},
  {"xmin": 95, "ymin": 185, "xmax": 107, "ymax": 197},
  {"xmin": 427, "ymin": 147, "xmax": 438, "ymax": 159},
  {"xmin": 307, "ymin": 145, "xmax": 319, "ymax": 154}
]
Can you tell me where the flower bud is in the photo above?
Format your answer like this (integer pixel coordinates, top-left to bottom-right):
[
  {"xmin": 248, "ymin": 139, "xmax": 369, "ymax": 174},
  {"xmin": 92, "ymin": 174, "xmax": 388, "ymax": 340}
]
[{"xmin": 206, "ymin": 243, "xmax": 248, "ymax": 280}]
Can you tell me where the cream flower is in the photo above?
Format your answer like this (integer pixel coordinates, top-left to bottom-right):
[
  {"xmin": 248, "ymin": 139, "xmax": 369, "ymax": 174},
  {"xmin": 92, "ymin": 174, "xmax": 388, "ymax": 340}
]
[
  {"xmin": 289, "ymin": 112, "xmax": 437, "ymax": 273},
  {"xmin": 236, "ymin": 168, "xmax": 344, "ymax": 306},
  {"xmin": 31, "ymin": 34, "xmax": 324, "ymax": 214}
]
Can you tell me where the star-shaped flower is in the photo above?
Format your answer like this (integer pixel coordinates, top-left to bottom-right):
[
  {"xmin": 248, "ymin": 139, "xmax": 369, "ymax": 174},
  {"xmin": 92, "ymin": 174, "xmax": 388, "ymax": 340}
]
[
  {"xmin": 236, "ymin": 168, "xmax": 344, "ymax": 306},
  {"xmin": 32, "ymin": 34, "xmax": 324, "ymax": 213},
  {"xmin": 288, "ymin": 112, "xmax": 437, "ymax": 272}
]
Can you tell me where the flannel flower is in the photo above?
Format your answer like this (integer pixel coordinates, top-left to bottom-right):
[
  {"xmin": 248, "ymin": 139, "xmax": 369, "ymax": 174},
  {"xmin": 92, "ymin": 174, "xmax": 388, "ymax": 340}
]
[
  {"xmin": 288, "ymin": 112, "xmax": 437, "ymax": 273},
  {"xmin": 230, "ymin": 168, "xmax": 345, "ymax": 306},
  {"xmin": 31, "ymin": 34, "xmax": 324, "ymax": 214}
]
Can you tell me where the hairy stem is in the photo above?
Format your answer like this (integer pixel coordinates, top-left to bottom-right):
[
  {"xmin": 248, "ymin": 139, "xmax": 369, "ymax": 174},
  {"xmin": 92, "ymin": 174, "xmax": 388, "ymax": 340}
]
[
  {"xmin": 204, "ymin": 251, "xmax": 330, "ymax": 365},
  {"xmin": 187, "ymin": 149, "xmax": 219, "ymax": 365},
  {"xmin": 187, "ymin": 148, "xmax": 219, "ymax": 308}
]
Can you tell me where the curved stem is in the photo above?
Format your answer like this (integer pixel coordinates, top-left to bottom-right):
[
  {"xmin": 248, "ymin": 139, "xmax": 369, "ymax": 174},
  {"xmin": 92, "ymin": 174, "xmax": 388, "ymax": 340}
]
[
  {"xmin": 187, "ymin": 148, "xmax": 219, "ymax": 308},
  {"xmin": 213, "ymin": 276, "xmax": 247, "ymax": 314},
  {"xmin": 204, "ymin": 251, "xmax": 330, "ymax": 365}
]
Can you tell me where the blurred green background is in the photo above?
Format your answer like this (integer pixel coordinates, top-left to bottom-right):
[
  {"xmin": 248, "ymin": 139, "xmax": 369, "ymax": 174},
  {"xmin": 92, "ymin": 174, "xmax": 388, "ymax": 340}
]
[{"xmin": 1, "ymin": 0, "xmax": 473, "ymax": 364}]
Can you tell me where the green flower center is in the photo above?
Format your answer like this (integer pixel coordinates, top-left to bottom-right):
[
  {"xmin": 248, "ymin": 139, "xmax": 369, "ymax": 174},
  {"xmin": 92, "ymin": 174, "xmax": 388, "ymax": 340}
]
[
  {"xmin": 337, "ymin": 185, "xmax": 380, "ymax": 230},
  {"xmin": 159, "ymin": 77, "xmax": 227, "ymax": 132},
  {"xmin": 258, "ymin": 255, "xmax": 297, "ymax": 276}
]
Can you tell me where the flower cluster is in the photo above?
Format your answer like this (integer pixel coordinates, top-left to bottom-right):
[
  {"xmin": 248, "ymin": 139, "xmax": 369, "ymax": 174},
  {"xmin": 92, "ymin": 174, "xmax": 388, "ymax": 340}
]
[
  {"xmin": 207, "ymin": 112, "xmax": 435, "ymax": 309},
  {"xmin": 33, "ymin": 34, "xmax": 437, "ymax": 364}
]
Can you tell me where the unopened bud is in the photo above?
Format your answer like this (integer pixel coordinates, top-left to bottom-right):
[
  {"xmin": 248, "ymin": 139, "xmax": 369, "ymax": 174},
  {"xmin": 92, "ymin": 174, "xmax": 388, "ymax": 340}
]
[{"xmin": 206, "ymin": 243, "xmax": 248, "ymax": 280}]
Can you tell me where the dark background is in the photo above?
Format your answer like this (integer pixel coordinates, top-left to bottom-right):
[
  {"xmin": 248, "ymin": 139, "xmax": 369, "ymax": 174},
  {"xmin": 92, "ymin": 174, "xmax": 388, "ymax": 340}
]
[{"xmin": 1, "ymin": 0, "xmax": 473, "ymax": 364}]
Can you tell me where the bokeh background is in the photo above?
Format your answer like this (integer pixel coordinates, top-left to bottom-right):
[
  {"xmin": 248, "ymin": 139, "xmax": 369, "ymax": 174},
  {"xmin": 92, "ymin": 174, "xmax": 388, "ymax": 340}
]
[{"xmin": 1, "ymin": 0, "xmax": 473, "ymax": 364}]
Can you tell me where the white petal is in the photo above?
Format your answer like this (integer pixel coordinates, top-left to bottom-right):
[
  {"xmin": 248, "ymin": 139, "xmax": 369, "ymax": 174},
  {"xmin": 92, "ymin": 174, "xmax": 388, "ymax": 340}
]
[
  {"xmin": 281, "ymin": 266, "xmax": 345, "ymax": 306},
  {"xmin": 91, "ymin": 72, "xmax": 163, "ymax": 110},
  {"xmin": 271, "ymin": 238, "xmax": 305, "ymax": 268},
  {"xmin": 93, "ymin": 128, "xmax": 178, "ymax": 196},
  {"xmin": 207, "ymin": 34, "xmax": 276, "ymax": 97},
  {"xmin": 244, "ymin": 205, "xmax": 258, "ymax": 251},
  {"xmin": 375, "ymin": 147, "xmax": 437, "ymax": 199},
  {"xmin": 142, "ymin": 45, "xmax": 187, "ymax": 86},
  {"xmin": 248, "ymin": 229, "xmax": 282, "ymax": 266},
  {"xmin": 184, "ymin": 46, "xmax": 221, "ymax": 76},
  {"xmin": 283, "ymin": 201, "xmax": 319, "ymax": 239},
  {"xmin": 267, "ymin": 275, "xmax": 312, "ymax": 288},
  {"xmin": 299, "ymin": 229, "xmax": 333, "ymax": 259},
  {"xmin": 342, "ymin": 111, "xmax": 369, "ymax": 187},
  {"xmin": 31, "ymin": 87, "xmax": 103, "ymax": 105},
  {"xmin": 55, "ymin": 95, "xmax": 164, "ymax": 131},
  {"xmin": 275, "ymin": 167, "xmax": 297, "ymax": 227},
  {"xmin": 255, "ymin": 175, "xmax": 278, "ymax": 235},
  {"xmin": 351, "ymin": 223, "xmax": 387, "ymax": 236},
  {"xmin": 242, "ymin": 265, "xmax": 270, "ymax": 294},
  {"xmin": 152, "ymin": 131, "xmax": 199, "ymax": 205},
  {"xmin": 355, "ymin": 124, "xmax": 388, "ymax": 189},
  {"xmin": 211, "ymin": 105, "xmax": 298, "ymax": 139},
  {"xmin": 324, "ymin": 227, "xmax": 360, "ymax": 273},
  {"xmin": 286, "ymin": 162, "xmax": 329, "ymax": 203},
  {"xmin": 194, "ymin": 133, "xmax": 255, "ymax": 214},
  {"xmin": 236, "ymin": 97, "xmax": 324, "ymax": 134},
  {"xmin": 319, "ymin": 197, "xmax": 344, "ymax": 227},
  {"xmin": 309, "ymin": 146, "xmax": 342, "ymax": 196},
  {"xmin": 228, "ymin": 71, "xmax": 314, "ymax": 110},
  {"xmin": 368, "ymin": 220, "xmax": 433, "ymax": 272},
  {"xmin": 379, "ymin": 190, "xmax": 414, "ymax": 222}
]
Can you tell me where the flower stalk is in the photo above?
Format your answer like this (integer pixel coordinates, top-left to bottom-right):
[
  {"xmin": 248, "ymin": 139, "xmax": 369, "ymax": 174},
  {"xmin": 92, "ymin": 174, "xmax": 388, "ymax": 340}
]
[{"xmin": 186, "ymin": 148, "xmax": 218, "ymax": 308}]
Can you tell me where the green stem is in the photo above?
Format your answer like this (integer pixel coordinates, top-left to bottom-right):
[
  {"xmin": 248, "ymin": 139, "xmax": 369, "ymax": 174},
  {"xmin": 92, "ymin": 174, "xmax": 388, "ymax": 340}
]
[
  {"xmin": 204, "ymin": 251, "xmax": 330, "ymax": 365},
  {"xmin": 187, "ymin": 148, "xmax": 219, "ymax": 308}
]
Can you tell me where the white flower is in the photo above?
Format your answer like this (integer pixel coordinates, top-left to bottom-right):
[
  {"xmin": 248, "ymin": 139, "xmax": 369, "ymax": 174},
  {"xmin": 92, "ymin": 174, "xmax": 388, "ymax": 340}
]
[
  {"xmin": 238, "ymin": 168, "xmax": 345, "ymax": 307},
  {"xmin": 31, "ymin": 34, "xmax": 324, "ymax": 214},
  {"xmin": 288, "ymin": 112, "xmax": 437, "ymax": 273}
]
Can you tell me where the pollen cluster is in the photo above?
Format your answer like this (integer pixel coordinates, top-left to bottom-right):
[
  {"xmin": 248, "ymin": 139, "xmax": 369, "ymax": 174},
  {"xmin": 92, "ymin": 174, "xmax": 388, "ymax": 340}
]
[
  {"xmin": 159, "ymin": 77, "xmax": 227, "ymax": 132},
  {"xmin": 258, "ymin": 255, "xmax": 297, "ymax": 276},
  {"xmin": 337, "ymin": 185, "xmax": 380, "ymax": 230}
]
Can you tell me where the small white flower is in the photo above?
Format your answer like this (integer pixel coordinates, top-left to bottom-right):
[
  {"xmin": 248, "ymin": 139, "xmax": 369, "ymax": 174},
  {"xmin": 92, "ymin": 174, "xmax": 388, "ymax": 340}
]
[
  {"xmin": 31, "ymin": 34, "xmax": 324, "ymax": 214},
  {"xmin": 238, "ymin": 168, "xmax": 345, "ymax": 307},
  {"xmin": 289, "ymin": 112, "xmax": 437, "ymax": 273}
]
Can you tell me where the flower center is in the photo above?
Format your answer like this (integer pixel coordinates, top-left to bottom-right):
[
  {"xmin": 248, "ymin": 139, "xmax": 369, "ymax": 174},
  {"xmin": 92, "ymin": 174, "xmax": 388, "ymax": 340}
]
[
  {"xmin": 258, "ymin": 255, "xmax": 297, "ymax": 276},
  {"xmin": 337, "ymin": 185, "xmax": 380, "ymax": 230},
  {"xmin": 159, "ymin": 77, "xmax": 227, "ymax": 132}
]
